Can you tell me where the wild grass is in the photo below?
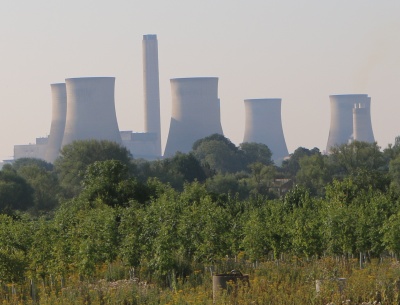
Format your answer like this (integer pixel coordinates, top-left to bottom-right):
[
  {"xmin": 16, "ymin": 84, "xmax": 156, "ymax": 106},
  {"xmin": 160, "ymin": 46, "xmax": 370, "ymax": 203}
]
[{"xmin": 1, "ymin": 257, "xmax": 400, "ymax": 304}]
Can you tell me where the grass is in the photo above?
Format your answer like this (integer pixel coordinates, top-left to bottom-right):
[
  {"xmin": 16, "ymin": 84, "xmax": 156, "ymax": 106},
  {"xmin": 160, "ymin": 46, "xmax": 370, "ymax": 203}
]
[{"xmin": 1, "ymin": 257, "xmax": 400, "ymax": 304}]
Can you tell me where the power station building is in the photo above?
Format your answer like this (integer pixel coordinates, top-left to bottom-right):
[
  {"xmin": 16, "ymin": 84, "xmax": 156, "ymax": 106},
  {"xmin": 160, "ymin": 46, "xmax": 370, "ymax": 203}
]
[
  {"xmin": 14, "ymin": 137, "xmax": 48, "ymax": 160},
  {"xmin": 10, "ymin": 33, "xmax": 381, "ymax": 165},
  {"xmin": 44, "ymin": 83, "xmax": 67, "ymax": 163},
  {"xmin": 326, "ymin": 94, "xmax": 374, "ymax": 152},
  {"xmin": 13, "ymin": 34, "xmax": 163, "ymax": 162},
  {"xmin": 164, "ymin": 77, "xmax": 224, "ymax": 157},
  {"xmin": 120, "ymin": 130, "xmax": 159, "ymax": 160},
  {"xmin": 242, "ymin": 98, "xmax": 288, "ymax": 163},
  {"xmin": 142, "ymin": 34, "xmax": 162, "ymax": 158},
  {"xmin": 61, "ymin": 77, "xmax": 122, "ymax": 147},
  {"xmin": 353, "ymin": 98, "xmax": 375, "ymax": 143}
]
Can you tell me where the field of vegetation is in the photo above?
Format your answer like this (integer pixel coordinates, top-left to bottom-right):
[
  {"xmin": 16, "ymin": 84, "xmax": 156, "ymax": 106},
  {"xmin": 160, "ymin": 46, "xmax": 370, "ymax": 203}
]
[
  {"xmin": 2, "ymin": 258, "xmax": 400, "ymax": 304},
  {"xmin": 2, "ymin": 135, "xmax": 400, "ymax": 303}
]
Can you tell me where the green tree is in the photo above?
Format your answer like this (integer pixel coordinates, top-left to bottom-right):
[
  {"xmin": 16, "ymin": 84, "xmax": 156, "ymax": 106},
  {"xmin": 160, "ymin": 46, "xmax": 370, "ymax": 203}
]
[
  {"xmin": 192, "ymin": 134, "xmax": 244, "ymax": 173},
  {"xmin": 177, "ymin": 186, "xmax": 234, "ymax": 264},
  {"xmin": 382, "ymin": 207, "xmax": 400, "ymax": 257},
  {"xmin": 322, "ymin": 179, "xmax": 361, "ymax": 256},
  {"xmin": 383, "ymin": 136, "xmax": 400, "ymax": 162},
  {"xmin": 263, "ymin": 200, "xmax": 289, "ymax": 260},
  {"xmin": 167, "ymin": 152, "xmax": 208, "ymax": 183},
  {"xmin": 12, "ymin": 158, "xmax": 53, "ymax": 172},
  {"xmin": 329, "ymin": 141, "xmax": 386, "ymax": 177},
  {"xmin": 118, "ymin": 203, "xmax": 144, "ymax": 269},
  {"xmin": 322, "ymin": 202, "xmax": 358, "ymax": 256},
  {"xmin": 142, "ymin": 153, "xmax": 208, "ymax": 190},
  {"xmin": 16, "ymin": 164, "xmax": 60, "ymax": 211},
  {"xmin": 239, "ymin": 142, "xmax": 273, "ymax": 167},
  {"xmin": 139, "ymin": 186, "xmax": 181, "ymax": 283},
  {"xmin": 352, "ymin": 191, "xmax": 394, "ymax": 257},
  {"xmin": 0, "ymin": 214, "xmax": 31, "ymax": 283},
  {"xmin": 81, "ymin": 160, "xmax": 150, "ymax": 206},
  {"xmin": 27, "ymin": 218, "xmax": 57, "ymax": 280},
  {"xmin": 283, "ymin": 185, "xmax": 310, "ymax": 211},
  {"xmin": 74, "ymin": 205, "xmax": 119, "ymax": 278},
  {"xmin": 246, "ymin": 162, "xmax": 276, "ymax": 198},
  {"xmin": 241, "ymin": 208, "xmax": 271, "ymax": 261},
  {"xmin": 52, "ymin": 199, "xmax": 84, "ymax": 277},
  {"xmin": 52, "ymin": 199, "xmax": 119, "ymax": 278},
  {"xmin": 54, "ymin": 140, "xmax": 133, "ymax": 197},
  {"xmin": 205, "ymin": 173, "xmax": 244, "ymax": 198},
  {"xmin": 287, "ymin": 198, "xmax": 325, "ymax": 259},
  {"xmin": 281, "ymin": 147, "xmax": 321, "ymax": 177},
  {"xmin": 0, "ymin": 166, "xmax": 34, "ymax": 211},
  {"xmin": 389, "ymin": 154, "xmax": 400, "ymax": 193},
  {"xmin": 296, "ymin": 154, "xmax": 331, "ymax": 196}
]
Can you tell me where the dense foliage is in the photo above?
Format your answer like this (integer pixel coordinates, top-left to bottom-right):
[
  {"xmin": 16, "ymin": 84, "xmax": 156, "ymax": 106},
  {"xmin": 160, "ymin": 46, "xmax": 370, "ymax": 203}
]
[{"xmin": 2, "ymin": 137, "xmax": 400, "ymax": 302}]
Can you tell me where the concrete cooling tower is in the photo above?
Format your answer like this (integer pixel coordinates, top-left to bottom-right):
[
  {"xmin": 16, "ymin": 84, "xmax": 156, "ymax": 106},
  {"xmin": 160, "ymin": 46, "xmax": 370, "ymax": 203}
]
[
  {"xmin": 44, "ymin": 83, "xmax": 67, "ymax": 163},
  {"xmin": 353, "ymin": 98, "xmax": 375, "ymax": 143},
  {"xmin": 242, "ymin": 98, "xmax": 288, "ymax": 162},
  {"xmin": 61, "ymin": 77, "xmax": 122, "ymax": 147},
  {"xmin": 164, "ymin": 77, "xmax": 224, "ymax": 157},
  {"xmin": 143, "ymin": 34, "xmax": 161, "ymax": 157},
  {"xmin": 326, "ymin": 94, "xmax": 374, "ymax": 152}
]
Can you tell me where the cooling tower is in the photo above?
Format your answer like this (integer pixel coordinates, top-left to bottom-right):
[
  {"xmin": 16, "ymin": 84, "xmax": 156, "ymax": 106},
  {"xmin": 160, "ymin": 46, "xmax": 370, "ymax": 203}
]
[
  {"xmin": 164, "ymin": 77, "xmax": 224, "ymax": 157},
  {"xmin": 353, "ymin": 97, "xmax": 375, "ymax": 143},
  {"xmin": 44, "ymin": 83, "xmax": 67, "ymax": 163},
  {"xmin": 61, "ymin": 77, "xmax": 122, "ymax": 147},
  {"xmin": 143, "ymin": 34, "xmax": 161, "ymax": 156},
  {"xmin": 242, "ymin": 98, "xmax": 288, "ymax": 162},
  {"xmin": 326, "ymin": 94, "xmax": 369, "ymax": 152}
]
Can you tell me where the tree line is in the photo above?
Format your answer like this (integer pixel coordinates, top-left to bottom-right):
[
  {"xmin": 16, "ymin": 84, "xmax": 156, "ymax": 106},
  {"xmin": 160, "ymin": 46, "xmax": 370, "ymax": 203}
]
[{"xmin": 2, "ymin": 135, "xmax": 400, "ymax": 285}]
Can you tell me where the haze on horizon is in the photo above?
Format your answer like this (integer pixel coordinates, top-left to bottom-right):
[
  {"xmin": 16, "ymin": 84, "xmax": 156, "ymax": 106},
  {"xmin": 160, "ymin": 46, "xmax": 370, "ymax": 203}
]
[{"xmin": 1, "ymin": 0, "xmax": 399, "ymax": 161}]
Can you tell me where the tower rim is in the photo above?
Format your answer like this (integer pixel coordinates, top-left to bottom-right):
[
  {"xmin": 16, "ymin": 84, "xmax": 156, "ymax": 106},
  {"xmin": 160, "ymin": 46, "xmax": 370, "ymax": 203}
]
[
  {"xmin": 65, "ymin": 76, "xmax": 115, "ymax": 81},
  {"xmin": 329, "ymin": 94, "xmax": 369, "ymax": 98},
  {"xmin": 244, "ymin": 98, "xmax": 282, "ymax": 102},
  {"xmin": 170, "ymin": 76, "xmax": 218, "ymax": 81}
]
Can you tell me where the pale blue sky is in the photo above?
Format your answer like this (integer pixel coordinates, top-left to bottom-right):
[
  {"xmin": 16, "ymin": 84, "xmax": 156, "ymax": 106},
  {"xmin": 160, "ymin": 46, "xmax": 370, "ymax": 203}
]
[{"xmin": 1, "ymin": 1, "xmax": 399, "ymax": 160}]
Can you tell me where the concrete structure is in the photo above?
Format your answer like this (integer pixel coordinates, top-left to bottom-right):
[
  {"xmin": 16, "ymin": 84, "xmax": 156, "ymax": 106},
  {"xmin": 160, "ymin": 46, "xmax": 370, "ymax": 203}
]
[
  {"xmin": 326, "ymin": 94, "xmax": 374, "ymax": 152},
  {"xmin": 61, "ymin": 77, "xmax": 122, "ymax": 147},
  {"xmin": 44, "ymin": 83, "xmax": 67, "ymax": 163},
  {"xmin": 120, "ymin": 130, "xmax": 159, "ymax": 160},
  {"xmin": 242, "ymin": 98, "xmax": 288, "ymax": 163},
  {"xmin": 353, "ymin": 98, "xmax": 375, "ymax": 143},
  {"xmin": 14, "ymin": 137, "xmax": 48, "ymax": 160},
  {"xmin": 143, "ymin": 34, "xmax": 161, "ymax": 157},
  {"xmin": 164, "ymin": 77, "xmax": 223, "ymax": 157}
]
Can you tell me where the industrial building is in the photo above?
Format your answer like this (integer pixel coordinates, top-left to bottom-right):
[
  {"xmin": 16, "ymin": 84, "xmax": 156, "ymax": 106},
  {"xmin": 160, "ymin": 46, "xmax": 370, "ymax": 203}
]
[
  {"xmin": 143, "ymin": 34, "xmax": 162, "ymax": 157},
  {"xmin": 353, "ymin": 99, "xmax": 375, "ymax": 143},
  {"xmin": 326, "ymin": 94, "xmax": 374, "ymax": 152},
  {"xmin": 44, "ymin": 83, "xmax": 67, "ymax": 163},
  {"xmin": 14, "ymin": 137, "xmax": 48, "ymax": 160},
  {"xmin": 61, "ymin": 77, "xmax": 122, "ymax": 147},
  {"xmin": 164, "ymin": 77, "xmax": 224, "ymax": 157},
  {"xmin": 9, "ymin": 33, "xmax": 379, "ymax": 165},
  {"xmin": 14, "ymin": 35, "xmax": 162, "ymax": 162},
  {"xmin": 242, "ymin": 98, "xmax": 288, "ymax": 163},
  {"xmin": 120, "ymin": 130, "xmax": 159, "ymax": 159}
]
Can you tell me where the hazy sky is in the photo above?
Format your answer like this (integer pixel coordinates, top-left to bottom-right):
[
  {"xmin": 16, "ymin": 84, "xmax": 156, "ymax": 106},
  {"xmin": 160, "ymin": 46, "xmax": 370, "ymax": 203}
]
[{"xmin": 1, "ymin": 0, "xmax": 400, "ymax": 161}]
